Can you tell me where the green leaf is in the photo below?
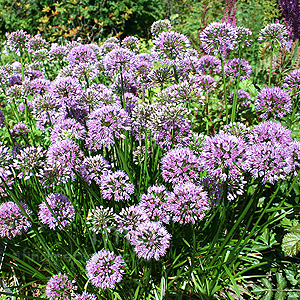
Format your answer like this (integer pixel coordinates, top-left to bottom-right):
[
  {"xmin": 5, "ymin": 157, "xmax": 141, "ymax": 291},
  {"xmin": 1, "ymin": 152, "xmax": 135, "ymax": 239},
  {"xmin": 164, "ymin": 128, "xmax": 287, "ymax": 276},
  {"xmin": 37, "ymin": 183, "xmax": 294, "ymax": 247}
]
[
  {"xmin": 290, "ymin": 224, "xmax": 300, "ymax": 234},
  {"xmin": 275, "ymin": 273, "xmax": 287, "ymax": 300},
  {"xmin": 285, "ymin": 269, "xmax": 299, "ymax": 286},
  {"xmin": 282, "ymin": 232, "xmax": 300, "ymax": 256}
]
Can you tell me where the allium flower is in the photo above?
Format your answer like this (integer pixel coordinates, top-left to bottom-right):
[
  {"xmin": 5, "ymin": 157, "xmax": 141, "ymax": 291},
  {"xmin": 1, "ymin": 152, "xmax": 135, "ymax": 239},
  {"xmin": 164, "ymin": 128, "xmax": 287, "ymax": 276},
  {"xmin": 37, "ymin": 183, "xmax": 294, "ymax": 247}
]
[
  {"xmin": 86, "ymin": 105, "xmax": 131, "ymax": 151},
  {"xmin": 80, "ymin": 155, "xmax": 110, "ymax": 185},
  {"xmin": 255, "ymin": 87, "xmax": 292, "ymax": 119},
  {"xmin": 220, "ymin": 122, "xmax": 250, "ymax": 138},
  {"xmin": 121, "ymin": 36, "xmax": 141, "ymax": 53},
  {"xmin": 0, "ymin": 202, "xmax": 31, "ymax": 239},
  {"xmin": 199, "ymin": 176, "xmax": 223, "ymax": 206},
  {"xmin": 11, "ymin": 122, "xmax": 29, "ymax": 142},
  {"xmin": 283, "ymin": 69, "xmax": 300, "ymax": 96},
  {"xmin": 166, "ymin": 183, "xmax": 210, "ymax": 224},
  {"xmin": 225, "ymin": 58, "xmax": 252, "ymax": 81},
  {"xmin": 12, "ymin": 146, "xmax": 46, "ymax": 180},
  {"xmin": 152, "ymin": 31, "xmax": 190, "ymax": 62},
  {"xmin": 72, "ymin": 62, "xmax": 100, "ymax": 84},
  {"xmin": 0, "ymin": 167, "xmax": 14, "ymax": 198},
  {"xmin": 115, "ymin": 205, "xmax": 149, "ymax": 235},
  {"xmin": 151, "ymin": 19, "xmax": 172, "ymax": 37},
  {"xmin": 235, "ymin": 26, "xmax": 253, "ymax": 48},
  {"xmin": 29, "ymin": 78, "xmax": 51, "ymax": 95},
  {"xmin": 48, "ymin": 45, "xmax": 68, "ymax": 63},
  {"xmin": 104, "ymin": 37, "xmax": 119, "ymax": 44},
  {"xmin": 291, "ymin": 141, "xmax": 300, "ymax": 169},
  {"xmin": 45, "ymin": 273, "xmax": 77, "ymax": 300},
  {"xmin": 130, "ymin": 221, "xmax": 171, "ymax": 260},
  {"xmin": 111, "ymin": 70, "xmax": 139, "ymax": 95},
  {"xmin": 103, "ymin": 47, "xmax": 135, "ymax": 76},
  {"xmin": 86, "ymin": 249, "xmax": 125, "ymax": 289},
  {"xmin": 4, "ymin": 30, "xmax": 30, "ymax": 55},
  {"xmin": 199, "ymin": 22, "xmax": 238, "ymax": 56},
  {"xmin": 98, "ymin": 43, "xmax": 119, "ymax": 58},
  {"xmin": 244, "ymin": 142, "xmax": 293, "ymax": 184},
  {"xmin": 38, "ymin": 193, "xmax": 75, "ymax": 229},
  {"xmin": 67, "ymin": 44, "xmax": 98, "ymax": 66},
  {"xmin": 228, "ymin": 90, "xmax": 252, "ymax": 107},
  {"xmin": 26, "ymin": 34, "xmax": 49, "ymax": 53},
  {"xmin": 50, "ymin": 118, "xmax": 86, "ymax": 143},
  {"xmin": 9, "ymin": 74, "xmax": 22, "ymax": 86},
  {"xmin": 123, "ymin": 92, "xmax": 139, "ymax": 114},
  {"xmin": 86, "ymin": 206, "xmax": 115, "ymax": 234},
  {"xmin": 248, "ymin": 120, "xmax": 293, "ymax": 146},
  {"xmin": 258, "ymin": 23, "xmax": 290, "ymax": 48},
  {"xmin": 73, "ymin": 292, "xmax": 97, "ymax": 300},
  {"xmin": 100, "ymin": 170, "xmax": 134, "ymax": 202},
  {"xmin": 0, "ymin": 110, "xmax": 5, "ymax": 127},
  {"xmin": 194, "ymin": 74, "xmax": 216, "ymax": 93},
  {"xmin": 161, "ymin": 148, "xmax": 201, "ymax": 185},
  {"xmin": 200, "ymin": 133, "xmax": 248, "ymax": 182},
  {"xmin": 47, "ymin": 139, "xmax": 84, "ymax": 172},
  {"xmin": 139, "ymin": 186, "xmax": 170, "ymax": 223},
  {"xmin": 195, "ymin": 55, "xmax": 221, "ymax": 75},
  {"xmin": 32, "ymin": 48, "xmax": 49, "ymax": 62}
]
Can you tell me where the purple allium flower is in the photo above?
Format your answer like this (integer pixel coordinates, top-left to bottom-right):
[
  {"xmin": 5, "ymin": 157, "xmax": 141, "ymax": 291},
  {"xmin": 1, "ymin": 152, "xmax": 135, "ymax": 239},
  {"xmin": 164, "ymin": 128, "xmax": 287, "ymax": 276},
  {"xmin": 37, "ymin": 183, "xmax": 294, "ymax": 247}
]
[
  {"xmin": 200, "ymin": 133, "xmax": 248, "ymax": 182},
  {"xmin": 166, "ymin": 183, "xmax": 210, "ymax": 224},
  {"xmin": 98, "ymin": 42, "xmax": 119, "ymax": 59},
  {"xmin": 147, "ymin": 66, "xmax": 175, "ymax": 87},
  {"xmin": 279, "ymin": 0, "xmax": 300, "ymax": 40},
  {"xmin": 130, "ymin": 53, "xmax": 154, "ymax": 83},
  {"xmin": 244, "ymin": 142, "xmax": 293, "ymax": 184},
  {"xmin": 248, "ymin": 120, "xmax": 293, "ymax": 146},
  {"xmin": 196, "ymin": 55, "xmax": 221, "ymax": 75},
  {"xmin": 152, "ymin": 31, "xmax": 190, "ymax": 62},
  {"xmin": 32, "ymin": 48, "xmax": 49, "ymax": 62},
  {"xmin": 71, "ymin": 62, "xmax": 100, "ymax": 85},
  {"xmin": 123, "ymin": 92, "xmax": 139, "ymax": 114},
  {"xmin": 13, "ymin": 146, "xmax": 46, "ymax": 180},
  {"xmin": 220, "ymin": 122, "xmax": 251, "ymax": 138},
  {"xmin": 149, "ymin": 103, "xmax": 192, "ymax": 149},
  {"xmin": 291, "ymin": 141, "xmax": 300, "ymax": 169},
  {"xmin": 100, "ymin": 170, "xmax": 134, "ymax": 202},
  {"xmin": 86, "ymin": 105, "xmax": 131, "ymax": 151},
  {"xmin": 194, "ymin": 74, "xmax": 216, "ymax": 93},
  {"xmin": 228, "ymin": 90, "xmax": 252, "ymax": 107},
  {"xmin": 255, "ymin": 87, "xmax": 292, "ymax": 119},
  {"xmin": 139, "ymin": 185, "xmax": 170, "ymax": 223},
  {"xmin": 130, "ymin": 221, "xmax": 171, "ymax": 260},
  {"xmin": 225, "ymin": 58, "xmax": 252, "ymax": 81},
  {"xmin": 73, "ymin": 292, "xmax": 97, "ymax": 300},
  {"xmin": 199, "ymin": 22, "xmax": 238, "ymax": 56},
  {"xmin": 103, "ymin": 47, "xmax": 135, "ymax": 76},
  {"xmin": 67, "ymin": 44, "xmax": 98, "ymax": 66},
  {"xmin": 235, "ymin": 26, "xmax": 253, "ymax": 48},
  {"xmin": 48, "ymin": 45, "xmax": 68, "ymax": 63},
  {"xmin": 0, "ymin": 110, "xmax": 5, "ymax": 127},
  {"xmin": 45, "ymin": 273, "xmax": 77, "ymax": 300},
  {"xmin": 283, "ymin": 69, "xmax": 300, "ymax": 96},
  {"xmin": 50, "ymin": 118, "xmax": 86, "ymax": 143},
  {"xmin": 38, "ymin": 193, "xmax": 75, "ymax": 229},
  {"xmin": 104, "ymin": 37, "xmax": 119, "ymax": 44},
  {"xmin": 86, "ymin": 249, "xmax": 125, "ymax": 289},
  {"xmin": 0, "ymin": 202, "xmax": 31, "ymax": 239},
  {"xmin": 47, "ymin": 139, "xmax": 84, "ymax": 172},
  {"xmin": 11, "ymin": 122, "xmax": 29, "ymax": 142},
  {"xmin": 115, "ymin": 205, "xmax": 149, "ymax": 235},
  {"xmin": 80, "ymin": 155, "xmax": 110, "ymax": 185},
  {"xmin": 258, "ymin": 23, "xmax": 290, "ymax": 49},
  {"xmin": 0, "ymin": 167, "xmax": 14, "ymax": 198},
  {"xmin": 9, "ymin": 74, "xmax": 22, "ymax": 86},
  {"xmin": 121, "ymin": 36, "xmax": 141, "ymax": 53},
  {"xmin": 86, "ymin": 206, "xmax": 115, "ymax": 234},
  {"xmin": 161, "ymin": 148, "xmax": 201, "ymax": 185},
  {"xmin": 151, "ymin": 19, "xmax": 172, "ymax": 37},
  {"xmin": 111, "ymin": 70, "xmax": 140, "ymax": 95},
  {"xmin": 6, "ymin": 84, "xmax": 28, "ymax": 103},
  {"xmin": 28, "ymin": 78, "xmax": 51, "ymax": 95},
  {"xmin": 198, "ymin": 176, "xmax": 223, "ymax": 206},
  {"xmin": 26, "ymin": 34, "xmax": 49, "ymax": 53},
  {"xmin": 4, "ymin": 30, "xmax": 30, "ymax": 55}
]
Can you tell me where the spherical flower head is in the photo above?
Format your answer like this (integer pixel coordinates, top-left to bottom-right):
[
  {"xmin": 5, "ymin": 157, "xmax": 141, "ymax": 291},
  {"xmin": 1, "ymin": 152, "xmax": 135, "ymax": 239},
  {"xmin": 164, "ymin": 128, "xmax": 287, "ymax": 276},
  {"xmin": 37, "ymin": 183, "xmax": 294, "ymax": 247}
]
[
  {"xmin": 12, "ymin": 146, "xmax": 46, "ymax": 180},
  {"xmin": 121, "ymin": 36, "xmax": 141, "ymax": 53},
  {"xmin": 123, "ymin": 92, "xmax": 139, "ymax": 114},
  {"xmin": 196, "ymin": 55, "xmax": 221, "ymax": 75},
  {"xmin": 50, "ymin": 118, "xmax": 86, "ymax": 143},
  {"xmin": 166, "ymin": 183, "xmax": 210, "ymax": 224},
  {"xmin": 86, "ymin": 249, "xmax": 125, "ymax": 289},
  {"xmin": 228, "ymin": 90, "xmax": 252, "ymax": 108},
  {"xmin": 151, "ymin": 19, "xmax": 172, "ymax": 37},
  {"xmin": 161, "ymin": 148, "xmax": 201, "ymax": 185},
  {"xmin": 235, "ymin": 26, "xmax": 253, "ymax": 48},
  {"xmin": 45, "ymin": 273, "xmax": 77, "ymax": 300},
  {"xmin": 103, "ymin": 47, "xmax": 135, "ymax": 76},
  {"xmin": 100, "ymin": 170, "xmax": 134, "ymax": 202},
  {"xmin": 80, "ymin": 155, "xmax": 111, "ymax": 185},
  {"xmin": 73, "ymin": 292, "xmax": 97, "ymax": 300},
  {"xmin": 147, "ymin": 66, "xmax": 175, "ymax": 87},
  {"xmin": 255, "ymin": 87, "xmax": 292, "ymax": 119},
  {"xmin": 139, "ymin": 185, "xmax": 170, "ymax": 223},
  {"xmin": 258, "ymin": 23, "xmax": 290, "ymax": 48},
  {"xmin": 11, "ymin": 122, "xmax": 29, "ymax": 142},
  {"xmin": 86, "ymin": 206, "xmax": 115, "ymax": 234},
  {"xmin": 0, "ymin": 110, "xmax": 5, "ymax": 127},
  {"xmin": 248, "ymin": 120, "xmax": 293, "ymax": 146},
  {"xmin": 38, "ymin": 193, "xmax": 75, "ymax": 229},
  {"xmin": 48, "ymin": 45, "xmax": 68, "ymax": 63},
  {"xmin": 225, "ymin": 58, "xmax": 252, "ymax": 81},
  {"xmin": 283, "ymin": 69, "xmax": 300, "ymax": 96},
  {"xmin": 26, "ymin": 34, "xmax": 49, "ymax": 53},
  {"xmin": 220, "ymin": 122, "xmax": 251, "ymax": 138},
  {"xmin": 199, "ymin": 22, "xmax": 238, "ymax": 56},
  {"xmin": 67, "ymin": 44, "xmax": 98, "ymax": 66},
  {"xmin": 86, "ymin": 105, "xmax": 131, "ymax": 151},
  {"xmin": 115, "ymin": 205, "xmax": 149, "ymax": 235},
  {"xmin": 47, "ymin": 139, "xmax": 84, "ymax": 173},
  {"xmin": 0, "ymin": 202, "xmax": 31, "ymax": 239},
  {"xmin": 200, "ymin": 133, "xmax": 248, "ymax": 182},
  {"xmin": 130, "ymin": 221, "xmax": 171, "ymax": 260},
  {"xmin": 152, "ymin": 31, "xmax": 190, "ymax": 62},
  {"xmin": 244, "ymin": 142, "xmax": 294, "ymax": 184},
  {"xmin": 193, "ymin": 74, "xmax": 216, "ymax": 93},
  {"xmin": 29, "ymin": 78, "xmax": 51, "ymax": 96},
  {"xmin": 4, "ymin": 30, "xmax": 30, "ymax": 54},
  {"xmin": 71, "ymin": 62, "xmax": 100, "ymax": 85},
  {"xmin": 0, "ymin": 166, "xmax": 14, "ymax": 198}
]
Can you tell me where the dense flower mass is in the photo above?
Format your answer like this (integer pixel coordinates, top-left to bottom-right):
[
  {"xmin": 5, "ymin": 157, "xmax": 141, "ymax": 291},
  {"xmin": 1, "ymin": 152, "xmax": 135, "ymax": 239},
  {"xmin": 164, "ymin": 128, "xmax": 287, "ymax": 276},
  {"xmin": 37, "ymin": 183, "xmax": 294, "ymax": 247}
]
[
  {"xmin": 225, "ymin": 58, "xmax": 252, "ymax": 81},
  {"xmin": 0, "ymin": 202, "xmax": 31, "ymax": 239},
  {"xmin": 67, "ymin": 44, "xmax": 98, "ymax": 66},
  {"xmin": 86, "ymin": 249, "xmax": 125, "ymax": 289},
  {"xmin": 38, "ymin": 193, "xmax": 75, "ymax": 229}
]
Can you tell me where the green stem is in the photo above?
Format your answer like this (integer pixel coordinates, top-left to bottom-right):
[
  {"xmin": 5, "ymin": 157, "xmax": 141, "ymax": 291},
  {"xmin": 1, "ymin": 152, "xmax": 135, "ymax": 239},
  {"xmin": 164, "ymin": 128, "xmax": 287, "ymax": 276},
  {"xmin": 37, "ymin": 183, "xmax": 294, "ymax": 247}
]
[
  {"xmin": 268, "ymin": 42, "xmax": 274, "ymax": 87},
  {"xmin": 291, "ymin": 95, "xmax": 299, "ymax": 121},
  {"xmin": 221, "ymin": 56, "xmax": 228, "ymax": 124}
]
